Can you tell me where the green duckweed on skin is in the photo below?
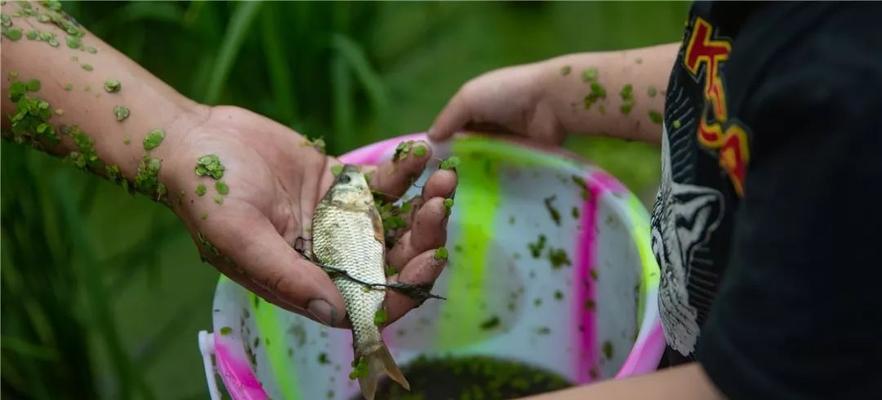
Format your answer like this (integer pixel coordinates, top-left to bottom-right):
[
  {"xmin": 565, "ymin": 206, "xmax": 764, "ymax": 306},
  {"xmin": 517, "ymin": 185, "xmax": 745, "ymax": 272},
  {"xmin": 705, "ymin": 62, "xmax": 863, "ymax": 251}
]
[
  {"xmin": 213, "ymin": 194, "xmax": 224, "ymax": 205},
  {"xmin": 142, "ymin": 128, "xmax": 165, "ymax": 151},
  {"xmin": 195, "ymin": 154, "xmax": 225, "ymax": 180},
  {"xmin": 619, "ymin": 84, "xmax": 635, "ymax": 115},
  {"xmin": 584, "ymin": 81, "xmax": 607, "ymax": 110},
  {"xmin": 443, "ymin": 198, "xmax": 454, "ymax": 216},
  {"xmin": 81, "ymin": 63, "xmax": 92, "ymax": 71},
  {"xmin": 434, "ymin": 246, "xmax": 449, "ymax": 261},
  {"xmin": 219, "ymin": 326, "xmax": 232, "ymax": 336},
  {"xmin": 215, "ymin": 180, "xmax": 229, "ymax": 195},
  {"xmin": 134, "ymin": 156, "xmax": 162, "ymax": 195},
  {"xmin": 113, "ymin": 105, "xmax": 129, "ymax": 121},
  {"xmin": 393, "ymin": 140, "xmax": 412, "ymax": 161},
  {"xmin": 648, "ymin": 110, "xmax": 663, "ymax": 125},
  {"xmin": 103, "ymin": 79, "xmax": 121, "ymax": 93},
  {"xmin": 330, "ymin": 164, "xmax": 343, "ymax": 177},
  {"xmin": 581, "ymin": 67, "xmax": 598, "ymax": 83},
  {"xmin": 25, "ymin": 30, "xmax": 37, "ymax": 40},
  {"xmin": 195, "ymin": 183, "xmax": 207, "ymax": 197},
  {"xmin": 85, "ymin": 46, "xmax": 97, "ymax": 54},
  {"xmin": 373, "ymin": 308, "xmax": 388, "ymax": 326},
  {"xmin": 439, "ymin": 156, "xmax": 460, "ymax": 170},
  {"xmin": 647, "ymin": 86, "xmax": 658, "ymax": 98},
  {"xmin": 65, "ymin": 34, "xmax": 80, "ymax": 49},
  {"xmin": 9, "ymin": 80, "xmax": 61, "ymax": 145},
  {"xmin": 560, "ymin": 65, "xmax": 571, "ymax": 76},
  {"xmin": 412, "ymin": 143, "xmax": 427, "ymax": 157},
  {"xmin": 0, "ymin": 14, "xmax": 10, "ymax": 27},
  {"xmin": 105, "ymin": 163, "xmax": 131, "ymax": 193},
  {"xmin": 303, "ymin": 136, "xmax": 326, "ymax": 153},
  {"xmin": 2, "ymin": 26, "xmax": 22, "ymax": 41},
  {"xmin": 63, "ymin": 83, "xmax": 73, "ymax": 91},
  {"xmin": 398, "ymin": 198, "xmax": 413, "ymax": 215}
]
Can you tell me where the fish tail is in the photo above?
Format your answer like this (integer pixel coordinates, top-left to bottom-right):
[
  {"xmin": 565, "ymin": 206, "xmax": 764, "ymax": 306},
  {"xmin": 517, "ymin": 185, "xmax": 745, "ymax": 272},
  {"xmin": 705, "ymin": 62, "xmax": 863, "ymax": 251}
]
[{"xmin": 357, "ymin": 342, "xmax": 410, "ymax": 400}]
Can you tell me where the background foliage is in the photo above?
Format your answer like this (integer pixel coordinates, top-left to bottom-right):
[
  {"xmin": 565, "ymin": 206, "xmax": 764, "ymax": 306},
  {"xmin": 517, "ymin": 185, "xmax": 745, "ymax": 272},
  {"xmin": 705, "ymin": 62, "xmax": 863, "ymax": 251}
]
[{"xmin": 1, "ymin": 1, "xmax": 688, "ymax": 398}]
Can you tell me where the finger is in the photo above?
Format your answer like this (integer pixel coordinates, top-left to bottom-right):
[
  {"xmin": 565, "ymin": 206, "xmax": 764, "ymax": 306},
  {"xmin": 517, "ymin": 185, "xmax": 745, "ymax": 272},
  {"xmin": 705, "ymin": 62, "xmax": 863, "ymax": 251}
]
[
  {"xmin": 429, "ymin": 88, "xmax": 473, "ymax": 142},
  {"xmin": 383, "ymin": 249, "xmax": 448, "ymax": 324},
  {"xmin": 208, "ymin": 208, "xmax": 348, "ymax": 327},
  {"xmin": 367, "ymin": 140, "xmax": 432, "ymax": 201},
  {"xmin": 388, "ymin": 197, "xmax": 449, "ymax": 269},
  {"xmin": 205, "ymin": 249, "xmax": 303, "ymax": 314}
]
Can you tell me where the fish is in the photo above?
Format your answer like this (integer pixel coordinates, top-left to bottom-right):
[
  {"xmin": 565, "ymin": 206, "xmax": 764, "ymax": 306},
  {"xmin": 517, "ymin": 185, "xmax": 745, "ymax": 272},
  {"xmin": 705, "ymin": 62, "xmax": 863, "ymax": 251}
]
[{"xmin": 311, "ymin": 164, "xmax": 410, "ymax": 400}]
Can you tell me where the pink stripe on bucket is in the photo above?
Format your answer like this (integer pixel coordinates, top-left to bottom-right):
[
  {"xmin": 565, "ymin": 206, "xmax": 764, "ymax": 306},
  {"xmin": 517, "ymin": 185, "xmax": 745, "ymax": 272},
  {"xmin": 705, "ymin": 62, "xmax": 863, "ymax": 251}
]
[
  {"xmin": 614, "ymin": 322, "xmax": 665, "ymax": 378},
  {"xmin": 573, "ymin": 178, "xmax": 601, "ymax": 383},
  {"xmin": 215, "ymin": 334, "xmax": 268, "ymax": 400}
]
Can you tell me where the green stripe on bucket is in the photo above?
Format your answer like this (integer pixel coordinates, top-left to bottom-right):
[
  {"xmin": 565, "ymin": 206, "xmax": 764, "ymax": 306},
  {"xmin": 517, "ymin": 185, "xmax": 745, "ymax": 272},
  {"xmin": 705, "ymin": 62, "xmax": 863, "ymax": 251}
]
[
  {"xmin": 253, "ymin": 295, "xmax": 301, "ymax": 400},
  {"xmin": 625, "ymin": 195, "xmax": 659, "ymax": 325},
  {"xmin": 436, "ymin": 136, "xmax": 583, "ymax": 349},
  {"xmin": 435, "ymin": 139, "xmax": 502, "ymax": 349}
]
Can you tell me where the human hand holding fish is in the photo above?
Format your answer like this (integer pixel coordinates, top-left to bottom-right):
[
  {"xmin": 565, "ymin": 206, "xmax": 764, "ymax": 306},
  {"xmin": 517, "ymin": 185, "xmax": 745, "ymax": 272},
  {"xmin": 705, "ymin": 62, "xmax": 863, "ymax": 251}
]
[{"xmin": 171, "ymin": 107, "xmax": 456, "ymax": 333}]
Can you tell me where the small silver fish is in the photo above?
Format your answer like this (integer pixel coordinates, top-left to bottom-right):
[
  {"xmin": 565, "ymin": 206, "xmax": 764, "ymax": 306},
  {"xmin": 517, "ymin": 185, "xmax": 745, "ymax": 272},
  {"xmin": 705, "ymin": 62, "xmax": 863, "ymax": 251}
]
[{"xmin": 312, "ymin": 164, "xmax": 410, "ymax": 400}]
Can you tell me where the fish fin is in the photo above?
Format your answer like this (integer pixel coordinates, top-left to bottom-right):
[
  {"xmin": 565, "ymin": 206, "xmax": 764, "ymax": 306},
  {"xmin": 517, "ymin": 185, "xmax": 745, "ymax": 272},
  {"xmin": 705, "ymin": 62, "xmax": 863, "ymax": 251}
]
[
  {"xmin": 358, "ymin": 343, "xmax": 410, "ymax": 399},
  {"xmin": 368, "ymin": 206, "xmax": 386, "ymax": 246}
]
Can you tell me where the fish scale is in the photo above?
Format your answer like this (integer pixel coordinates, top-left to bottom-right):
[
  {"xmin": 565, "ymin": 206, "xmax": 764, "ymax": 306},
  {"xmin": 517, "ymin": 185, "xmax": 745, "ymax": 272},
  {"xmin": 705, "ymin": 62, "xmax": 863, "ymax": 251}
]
[
  {"xmin": 311, "ymin": 165, "xmax": 410, "ymax": 400},
  {"xmin": 313, "ymin": 206, "xmax": 385, "ymax": 347}
]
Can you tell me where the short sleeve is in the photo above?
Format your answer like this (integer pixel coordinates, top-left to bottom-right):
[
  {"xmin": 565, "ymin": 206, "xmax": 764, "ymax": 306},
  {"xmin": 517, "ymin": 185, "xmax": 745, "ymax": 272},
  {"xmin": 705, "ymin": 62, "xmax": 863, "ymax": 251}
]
[{"xmin": 695, "ymin": 10, "xmax": 882, "ymax": 399}]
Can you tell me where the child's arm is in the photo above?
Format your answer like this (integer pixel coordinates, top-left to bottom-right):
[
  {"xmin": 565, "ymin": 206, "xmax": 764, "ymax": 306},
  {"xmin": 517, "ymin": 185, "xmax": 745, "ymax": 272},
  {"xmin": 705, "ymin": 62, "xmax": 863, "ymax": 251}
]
[
  {"xmin": 430, "ymin": 43, "xmax": 678, "ymax": 145},
  {"xmin": 521, "ymin": 363, "xmax": 722, "ymax": 400}
]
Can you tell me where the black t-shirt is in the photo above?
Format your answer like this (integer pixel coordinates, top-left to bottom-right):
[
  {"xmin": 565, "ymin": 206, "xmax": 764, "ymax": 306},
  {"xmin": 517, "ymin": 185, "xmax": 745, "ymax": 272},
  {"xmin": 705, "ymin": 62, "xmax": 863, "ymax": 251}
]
[{"xmin": 651, "ymin": 1, "xmax": 882, "ymax": 398}]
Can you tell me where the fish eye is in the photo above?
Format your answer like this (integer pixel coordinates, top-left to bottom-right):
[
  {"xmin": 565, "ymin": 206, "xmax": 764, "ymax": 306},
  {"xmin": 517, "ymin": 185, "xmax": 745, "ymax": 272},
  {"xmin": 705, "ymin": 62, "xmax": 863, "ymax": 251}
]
[{"xmin": 339, "ymin": 174, "xmax": 351, "ymax": 184}]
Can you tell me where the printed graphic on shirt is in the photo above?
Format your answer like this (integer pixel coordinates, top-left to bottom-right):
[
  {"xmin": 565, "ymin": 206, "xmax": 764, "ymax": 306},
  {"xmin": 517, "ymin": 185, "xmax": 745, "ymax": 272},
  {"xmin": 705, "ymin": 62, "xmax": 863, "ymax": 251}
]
[
  {"xmin": 651, "ymin": 15, "xmax": 746, "ymax": 357},
  {"xmin": 651, "ymin": 130, "xmax": 724, "ymax": 355},
  {"xmin": 685, "ymin": 17, "xmax": 749, "ymax": 196}
]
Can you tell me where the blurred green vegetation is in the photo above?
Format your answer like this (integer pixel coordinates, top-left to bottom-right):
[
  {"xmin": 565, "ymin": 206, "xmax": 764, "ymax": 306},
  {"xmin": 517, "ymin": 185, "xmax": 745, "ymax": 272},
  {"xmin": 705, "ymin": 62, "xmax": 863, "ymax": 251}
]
[{"xmin": 1, "ymin": 1, "xmax": 687, "ymax": 399}]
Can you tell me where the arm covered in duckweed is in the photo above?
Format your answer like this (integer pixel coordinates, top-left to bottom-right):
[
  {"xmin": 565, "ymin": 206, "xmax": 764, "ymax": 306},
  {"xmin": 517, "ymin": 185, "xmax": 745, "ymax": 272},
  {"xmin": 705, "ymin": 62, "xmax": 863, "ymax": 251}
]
[
  {"xmin": 1, "ymin": 1, "xmax": 458, "ymax": 328},
  {"xmin": 430, "ymin": 43, "xmax": 678, "ymax": 145}
]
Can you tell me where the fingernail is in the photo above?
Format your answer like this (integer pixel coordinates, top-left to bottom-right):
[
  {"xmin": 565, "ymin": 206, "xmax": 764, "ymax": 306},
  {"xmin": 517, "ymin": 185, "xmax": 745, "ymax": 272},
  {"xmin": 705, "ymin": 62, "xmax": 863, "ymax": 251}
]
[{"xmin": 307, "ymin": 299, "xmax": 338, "ymax": 326}]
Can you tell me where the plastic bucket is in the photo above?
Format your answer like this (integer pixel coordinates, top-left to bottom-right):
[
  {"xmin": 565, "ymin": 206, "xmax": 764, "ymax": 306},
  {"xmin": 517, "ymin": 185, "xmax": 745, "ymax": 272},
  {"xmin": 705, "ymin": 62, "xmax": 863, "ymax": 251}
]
[{"xmin": 198, "ymin": 134, "xmax": 664, "ymax": 400}]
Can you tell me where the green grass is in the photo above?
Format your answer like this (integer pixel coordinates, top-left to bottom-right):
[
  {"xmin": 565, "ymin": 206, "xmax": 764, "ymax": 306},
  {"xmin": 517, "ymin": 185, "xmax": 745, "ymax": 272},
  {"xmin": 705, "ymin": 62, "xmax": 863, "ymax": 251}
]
[{"xmin": 1, "ymin": 2, "xmax": 686, "ymax": 398}]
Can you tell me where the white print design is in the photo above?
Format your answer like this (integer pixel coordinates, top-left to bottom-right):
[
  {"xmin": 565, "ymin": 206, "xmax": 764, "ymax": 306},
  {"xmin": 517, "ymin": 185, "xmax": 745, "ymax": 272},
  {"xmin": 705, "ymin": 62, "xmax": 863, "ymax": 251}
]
[{"xmin": 650, "ymin": 129, "xmax": 724, "ymax": 356}]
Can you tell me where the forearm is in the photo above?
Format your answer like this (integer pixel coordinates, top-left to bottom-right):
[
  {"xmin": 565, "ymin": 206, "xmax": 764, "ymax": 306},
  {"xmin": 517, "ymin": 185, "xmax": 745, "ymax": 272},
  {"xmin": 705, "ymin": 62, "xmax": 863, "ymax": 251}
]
[
  {"xmin": 1, "ymin": 1, "xmax": 208, "ymax": 199},
  {"xmin": 523, "ymin": 363, "xmax": 723, "ymax": 400},
  {"xmin": 538, "ymin": 43, "xmax": 678, "ymax": 144}
]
